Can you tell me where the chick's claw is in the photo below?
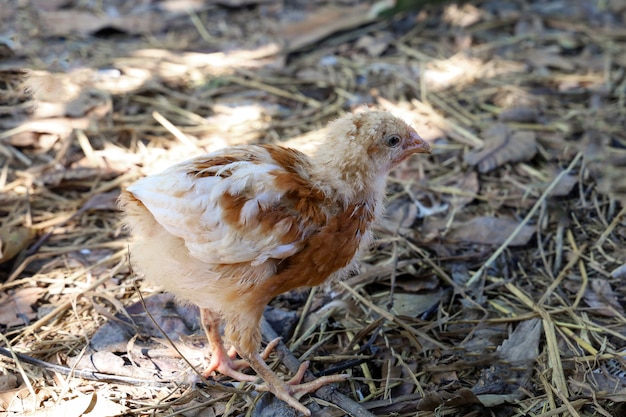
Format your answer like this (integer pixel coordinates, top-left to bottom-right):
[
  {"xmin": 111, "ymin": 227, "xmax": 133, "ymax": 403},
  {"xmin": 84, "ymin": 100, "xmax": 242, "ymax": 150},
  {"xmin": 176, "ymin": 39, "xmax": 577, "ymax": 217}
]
[
  {"xmin": 244, "ymin": 351, "xmax": 347, "ymax": 416},
  {"xmin": 204, "ymin": 338, "xmax": 283, "ymax": 381},
  {"xmin": 255, "ymin": 370, "xmax": 349, "ymax": 416},
  {"xmin": 257, "ymin": 360, "xmax": 349, "ymax": 399}
]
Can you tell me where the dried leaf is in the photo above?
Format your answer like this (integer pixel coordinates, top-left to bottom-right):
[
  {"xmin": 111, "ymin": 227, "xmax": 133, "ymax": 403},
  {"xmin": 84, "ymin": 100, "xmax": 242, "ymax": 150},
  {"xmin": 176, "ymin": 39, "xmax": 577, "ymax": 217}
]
[
  {"xmin": 437, "ymin": 170, "xmax": 479, "ymax": 208},
  {"xmin": 611, "ymin": 264, "xmax": 626, "ymax": 280},
  {"xmin": 585, "ymin": 134, "xmax": 626, "ymax": 202},
  {"xmin": 464, "ymin": 124, "xmax": 537, "ymax": 173},
  {"xmin": 498, "ymin": 106, "xmax": 539, "ymax": 123},
  {"xmin": 0, "ymin": 373, "xmax": 18, "ymax": 391},
  {"xmin": 279, "ymin": 4, "xmax": 382, "ymax": 52},
  {"xmin": 21, "ymin": 392, "xmax": 126, "ymax": 417},
  {"xmin": 583, "ymin": 279, "xmax": 625, "ymax": 317},
  {"xmin": 547, "ymin": 173, "xmax": 578, "ymax": 197},
  {"xmin": 355, "ymin": 33, "xmax": 392, "ymax": 57},
  {"xmin": 497, "ymin": 318, "xmax": 542, "ymax": 365},
  {"xmin": 471, "ymin": 319, "xmax": 541, "ymax": 406},
  {"xmin": 0, "ymin": 287, "xmax": 45, "ymax": 327},
  {"xmin": 39, "ymin": 10, "xmax": 166, "ymax": 36},
  {"xmin": 209, "ymin": 0, "xmax": 270, "ymax": 6},
  {"xmin": 418, "ymin": 388, "xmax": 481, "ymax": 410},
  {"xmin": 382, "ymin": 197, "xmax": 421, "ymax": 232},
  {"xmin": 0, "ymin": 225, "xmax": 35, "ymax": 263},
  {"xmin": 394, "ymin": 274, "xmax": 440, "ymax": 293},
  {"xmin": 525, "ymin": 47, "xmax": 576, "ymax": 71},
  {"xmin": 570, "ymin": 354, "xmax": 626, "ymax": 402},
  {"xmin": 377, "ymin": 290, "xmax": 444, "ymax": 318},
  {"xmin": 448, "ymin": 216, "xmax": 535, "ymax": 246},
  {"xmin": 0, "ymin": 386, "xmax": 37, "ymax": 414}
]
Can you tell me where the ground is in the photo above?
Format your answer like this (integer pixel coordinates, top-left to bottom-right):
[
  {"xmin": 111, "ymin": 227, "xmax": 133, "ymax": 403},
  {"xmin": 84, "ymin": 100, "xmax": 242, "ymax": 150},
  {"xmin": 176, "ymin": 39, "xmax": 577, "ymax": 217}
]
[{"xmin": 1, "ymin": 0, "xmax": 626, "ymax": 416}]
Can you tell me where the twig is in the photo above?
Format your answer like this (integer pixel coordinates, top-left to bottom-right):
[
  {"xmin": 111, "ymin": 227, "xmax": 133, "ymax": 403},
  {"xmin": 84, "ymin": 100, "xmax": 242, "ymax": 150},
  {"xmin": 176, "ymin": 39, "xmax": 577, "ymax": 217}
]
[
  {"xmin": 466, "ymin": 152, "xmax": 583, "ymax": 287},
  {"xmin": 0, "ymin": 346, "xmax": 167, "ymax": 386}
]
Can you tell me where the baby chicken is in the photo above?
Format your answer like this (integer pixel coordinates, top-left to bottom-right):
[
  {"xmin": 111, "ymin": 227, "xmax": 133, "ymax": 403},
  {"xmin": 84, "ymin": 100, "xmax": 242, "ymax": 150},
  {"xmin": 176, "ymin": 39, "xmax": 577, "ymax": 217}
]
[{"xmin": 119, "ymin": 111, "xmax": 431, "ymax": 415}]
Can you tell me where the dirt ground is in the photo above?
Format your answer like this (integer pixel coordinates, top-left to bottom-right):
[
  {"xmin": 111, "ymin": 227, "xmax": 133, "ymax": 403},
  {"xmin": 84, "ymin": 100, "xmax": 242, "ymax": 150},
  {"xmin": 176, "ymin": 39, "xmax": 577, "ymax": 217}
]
[{"xmin": 1, "ymin": 0, "xmax": 626, "ymax": 416}]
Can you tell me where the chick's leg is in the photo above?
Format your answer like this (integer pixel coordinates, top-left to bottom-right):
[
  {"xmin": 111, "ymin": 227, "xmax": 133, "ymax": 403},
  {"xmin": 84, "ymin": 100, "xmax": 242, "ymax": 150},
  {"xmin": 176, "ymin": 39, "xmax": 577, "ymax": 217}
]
[
  {"xmin": 200, "ymin": 308, "xmax": 257, "ymax": 381},
  {"xmin": 243, "ymin": 350, "xmax": 348, "ymax": 417}
]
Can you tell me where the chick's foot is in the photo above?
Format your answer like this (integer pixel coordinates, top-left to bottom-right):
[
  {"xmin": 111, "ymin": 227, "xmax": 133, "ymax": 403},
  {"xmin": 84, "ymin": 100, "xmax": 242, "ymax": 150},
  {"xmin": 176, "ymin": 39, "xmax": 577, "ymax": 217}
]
[
  {"xmin": 247, "ymin": 352, "xmax": 348, "ymax": 416},
  {"xmin": 203, "ymin": 337, "xmax": 282, "ymax": 381}
]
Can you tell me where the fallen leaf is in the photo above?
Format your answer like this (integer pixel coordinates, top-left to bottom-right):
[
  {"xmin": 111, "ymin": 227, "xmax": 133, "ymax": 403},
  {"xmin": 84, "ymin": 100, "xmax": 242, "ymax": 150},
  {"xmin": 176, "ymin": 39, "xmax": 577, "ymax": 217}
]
[
  {"xmin": 436, "ymin": 170, "xmax": 479, "ymax": 208},
  {"xmin": 570, "ymin": 349, "xmax": 626, "ymax": 403},
  {"xmin": 0, "ymin": 376, "xmax": 20, "ymax": 413},
  {"xmin": 611, "ymin": 264, "xmax": 626, "ymax": 280},
  {"xmin": 39, "ymin": 10, "xmax": 166, "ymax": 36},
  {"xmin": 448, "ymin": 216, "xmax": 535, "ymax": 246},
  {"xmin": 472, "ymin": 319, "xmax": 542, "ymax": 406},
  {"xmin": 0, "ymin": 373, "xmax": 18, "ymax": 391},
  {"xmin": 355, "ymin": 33, "xmax": 392, "ymax": 57},
  {"xmin": 583, "ymin": 279, "xmax": 625, "ymax": 317},
  {"xmin": 0, "ymin": 225, "xmax": 35, "ymax": 263},
  {"xmin": 1, "ymin": 386, "xmax": 37, "ymax": 414},
  {"xmin": 382, "ymin": 197, "xmax": 421, "ymax": 232},
  {"xmin": 498, "ymin": 106, "xmax": 539, "ymax": 123},
  {"xmin": 393, "ymin": 274, "xmax": 440, "ymax": 293},
  {"xmin": 464, "ymin": 124, "xmax": 537, "ymax": 173},
  {"xmin": 0, "ymin": 287, "xmax": 45, "ymax": 327},
  {"xmin": 418, "ymin": 388, "xmax": 481, "ymax": 410},
  {"xmin": 497, "ymin": 318, "xmax": 542, "ymax": 365},
  {"xmin": 21, "ymin": 392, "xmax": 126, "ymax": 417},
  {"xmin": 377, "ymin": 290, "xmax": 444, "ymax": 318},
  {"xmin": 209, "ymin": 0, "xmax": 271, "ymax": 6},
  {"xmin": 525, "ymin": 47, "xmax": 576, "ymax": 71},
  {"xmin": 547, "ymin": 173, "xmax": 578, "ymax": 197},
  {"xmin": 279, "ymin": 4, "xmax": 385, "ymax": 52}
]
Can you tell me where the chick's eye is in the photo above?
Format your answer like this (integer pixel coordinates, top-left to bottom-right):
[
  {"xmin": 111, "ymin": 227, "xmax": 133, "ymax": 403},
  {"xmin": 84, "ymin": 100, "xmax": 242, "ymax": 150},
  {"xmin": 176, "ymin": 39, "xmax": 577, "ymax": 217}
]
[{"xmin": 384, "ymin": 134, "xmax": 402, "ymax": 148}]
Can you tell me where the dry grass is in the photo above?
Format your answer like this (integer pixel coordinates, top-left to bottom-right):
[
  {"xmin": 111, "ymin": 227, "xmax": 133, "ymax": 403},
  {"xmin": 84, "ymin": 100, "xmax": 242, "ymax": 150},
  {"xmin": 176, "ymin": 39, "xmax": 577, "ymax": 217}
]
[{"xmin": 1, "ymin": 0, "xmax": 625, "ymax": 416}]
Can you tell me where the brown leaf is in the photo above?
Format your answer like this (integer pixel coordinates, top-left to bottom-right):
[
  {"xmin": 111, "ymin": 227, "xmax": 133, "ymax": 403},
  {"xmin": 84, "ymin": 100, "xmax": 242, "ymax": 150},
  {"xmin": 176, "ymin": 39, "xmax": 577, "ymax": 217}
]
[
  {"xmin": 394, "ymin": 274, "xmax": 440, "ymax": 293},
  {"xmin": 39, "ymin": 10, "xmax": 166, "ymax": 36},
  {"xmin": 464, "ymin": 124, "xmax": 537, "ymax": 173},
  {"xmin": 469, "ymin": 320, "xmax": 542, "ymax": 406},
  {"xmin": 525, "ymin": 47, "xmax": 576, "ymax": 71},
  {"xmin": 355, "ymin": 33, "xmax": 392, "ymax": 57},
  {"xmin": 498, "ymin": 106, "xmax": 539, "ymax": 123},
  {"xmin": 382, "ymin": 197, "xmax": 421, "ymax": 232},
  {"xmin": 25, "ymin": 392, "xmax": 126, "ymax": 417},
  {"xmin": 497, "ymin": 318, "xmax": 542, "ymax": 365},
  {"xmin": 583, "ymin": 279, "xmax": 625, "ymax": 317},
  {"xmin": 611, "ymin": 264, "xmax": 626, "ymax": 280},
  {"xmin": 0, "ymin": 287, "xmax": 45, "ymax": 327},
  {"xmin": 448, "ymin": 216, "xmax": 535, "ymax": 246},
  {"xmin": 81, "ymin": 191, "xmax": 121, "ymax": 212},
  {"xmin": 437, "ymin": 170, "xmax": 479, "ymax": 208},
  {"xmin": 547, "ymin": 173, "xmax": 579, "ymax": 197},
  {"xmin": 377, "ymin": 290, "xmax": 444, "ymax": 318},
  {"xmin": 279, "ymin": 4, "xmax": 382, "ymax": 52},
  {"xmin": 0, "ymin": 225, "xmax": 35, "ymax": 263}
]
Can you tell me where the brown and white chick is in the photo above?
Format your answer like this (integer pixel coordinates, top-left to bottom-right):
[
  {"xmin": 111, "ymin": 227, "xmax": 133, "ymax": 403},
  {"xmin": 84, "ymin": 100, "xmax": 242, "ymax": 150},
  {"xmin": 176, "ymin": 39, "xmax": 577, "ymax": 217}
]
[{"xmin": 119, "ymin": 110, "xmax": 431, "ymax": 415}]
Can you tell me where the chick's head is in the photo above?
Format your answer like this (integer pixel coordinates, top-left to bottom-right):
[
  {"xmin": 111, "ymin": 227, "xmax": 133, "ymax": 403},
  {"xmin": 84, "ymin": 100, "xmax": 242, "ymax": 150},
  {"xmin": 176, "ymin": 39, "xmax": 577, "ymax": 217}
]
[{"xmin": 323, "ymin": 111, "xmax": 431, "ymax": 176}]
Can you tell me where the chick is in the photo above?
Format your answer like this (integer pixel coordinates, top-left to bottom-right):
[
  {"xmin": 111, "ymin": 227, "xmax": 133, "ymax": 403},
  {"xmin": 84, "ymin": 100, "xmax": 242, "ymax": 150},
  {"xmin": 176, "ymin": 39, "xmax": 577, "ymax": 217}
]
[{"xmin": 119, "ymin": 111, "xmax": 431, "ymax": 415}]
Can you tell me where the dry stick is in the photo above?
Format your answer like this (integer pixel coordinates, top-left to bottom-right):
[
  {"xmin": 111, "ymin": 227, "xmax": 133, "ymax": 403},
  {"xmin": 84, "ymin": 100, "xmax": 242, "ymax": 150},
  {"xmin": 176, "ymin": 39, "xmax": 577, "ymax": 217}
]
[
  {"xmin": 259, "ymin": 318, "xmax": 375, "ymax": 417},
  {"xmin": 466, "ymin": 152, "xmax": 583, "ymax": 287},
  {"xmin": 0, "ymin": 346, "xmax": 168, "ymax": 386},
  {"xmin": 595, "ymin": 205, "xmax": 626, "ymax": 248},
  {"xmin": 15, "ymin": 250, "xmax": 127, "ymax": 336},
  {"xmin": 0, "ymin": 334, "xmax": 37, "ymax": 410},
  {"xmin": 339, "ymin": 281, "xmax": 446, "ymax": 350}
]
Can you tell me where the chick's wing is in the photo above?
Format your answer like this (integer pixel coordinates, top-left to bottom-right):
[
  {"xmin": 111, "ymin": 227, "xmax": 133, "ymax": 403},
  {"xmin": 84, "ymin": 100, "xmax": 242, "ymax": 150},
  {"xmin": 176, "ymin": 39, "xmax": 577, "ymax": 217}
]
[{"xmin": 127, "ymin": 146, "xmax": 319, "ymax": 266}]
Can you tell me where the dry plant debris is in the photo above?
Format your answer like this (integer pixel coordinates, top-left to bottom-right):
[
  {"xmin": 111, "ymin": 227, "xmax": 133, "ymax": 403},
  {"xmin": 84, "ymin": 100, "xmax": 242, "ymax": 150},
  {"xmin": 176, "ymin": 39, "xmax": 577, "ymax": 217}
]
[{"xmin": 1, "ymin": 0, "xmax": 626, "ymax": 416}]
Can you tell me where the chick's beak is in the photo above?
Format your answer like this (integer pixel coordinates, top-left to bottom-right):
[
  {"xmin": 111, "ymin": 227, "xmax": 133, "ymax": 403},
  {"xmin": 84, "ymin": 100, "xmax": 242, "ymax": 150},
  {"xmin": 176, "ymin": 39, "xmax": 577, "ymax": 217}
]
[{"xmin": 405, "ymin": 131, "xmax": 432, "ymax": 155}]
